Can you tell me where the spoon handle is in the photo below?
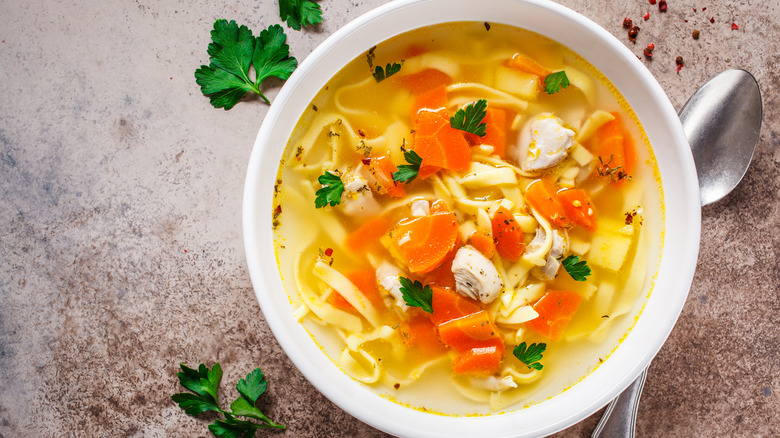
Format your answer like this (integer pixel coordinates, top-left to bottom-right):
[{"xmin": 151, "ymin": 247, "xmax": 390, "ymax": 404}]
[{"xmin": 591, "ymin": 368, "xmax": 648, "ymax": 438}]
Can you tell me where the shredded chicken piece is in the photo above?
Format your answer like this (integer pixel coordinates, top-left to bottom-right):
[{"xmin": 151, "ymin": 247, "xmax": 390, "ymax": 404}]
[
  {"xmin": 376, "ymin": 262, "xmax": 407, "ymax": 311},
  {"xmin": 341, "ymin": 165, "xmax": 381, "ymax": 217},
  {"xmin": 514, "ymin": 113, "xmax": 575, "ymax": 171},
  {"xmin": 451, "ymin": 246, "xmax": 503, "ymax": 303}
]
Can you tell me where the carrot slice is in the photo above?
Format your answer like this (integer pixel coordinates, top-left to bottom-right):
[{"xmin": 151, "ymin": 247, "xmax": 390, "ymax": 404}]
[
  {"xmin": 422, "ymin": 230, "xmax": 460, "ymax": 289},
  {"xmin": 525, "ymin": 179, "xmax": 572, "ymax": 227},
  {"xmin": 593, "ymin": 112, "xmax": 636, "ymax": 184},
  {"xmin": 526, "ymin": 290, "xmax": 582, "ymax": 341},
  {"xmin": 465, "ymin": 108, "xmax": 508, "ymax": 158},
  {"xmin": 411, "ymin": 85, "xmax": 448, "ymax": 120},
  {"xmin": 438, "ymin": 311, "xmax": 502, "ymax": 352},
  {"xmin": 401, "ymin": 314, "xmax": 448, "ymax": 358},
  {"xmin": 333, "ymin": 270, "xmax": 385, "ymax": 311},
  {"xmin": 367, "ymin": 156, "xmax": 406, "ymax": 198},
  {"xmin": 412, "ymin": 110, "xmax": 471, "ymax": 177},
  {"xmin": 468, "ymin": 229, "xmax": 495, "ymax": 259},
  {"xmin": 393, "ymin": 207, "xmax": 459, "ymax": 273},
  {"xmin": 452, "ymin": 343, "xmax": 504, "ymax": 375},
  {"xmin": 491, "ymin": 206, "xmax": 525, "ymax": 261},
  {"xmin": 345, "ymin": 216, "xmax": 392, "ymax": 253},
  {"xmin": 430, "ymin": 286, "xmax": 481, "ymax": 326},
  {"xmin": 400, "ymin": 68, "xmax": 453, "ymax": 95},
  {"xmin": 507, "ymin": 54, "xmax": 551, "ymax": 78},
  {"xmin": 557, "ymin": 189, "xmax": 597, "ymax": 231}
]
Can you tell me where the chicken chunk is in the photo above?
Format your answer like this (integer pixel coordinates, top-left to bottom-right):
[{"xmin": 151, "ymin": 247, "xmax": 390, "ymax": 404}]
[
  {"xmin": 514, "ymin": 113, "xmax": 575, "ymax": 171},
  {"xmin": 451, "ymin": 246, "xmax": 503, "ymax": 304},
  {"xmin": 340, "ymin": 165, "xmax": 381, "ymax": 217},
  {"xmin": 376, "ymin": 262, "xmax": 407, "ymax": 311}
]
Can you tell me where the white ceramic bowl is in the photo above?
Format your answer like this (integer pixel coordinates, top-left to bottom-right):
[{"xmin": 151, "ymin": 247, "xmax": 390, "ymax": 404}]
[{"xmin": 243, "ymin": 0, "xmax": 701, "ymax": 436}]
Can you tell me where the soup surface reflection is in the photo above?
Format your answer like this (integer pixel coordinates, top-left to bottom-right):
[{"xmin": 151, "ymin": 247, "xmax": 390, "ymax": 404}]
[{"xmin": 272, "ymin": 22, "xmax": 663, "ymax": 414}]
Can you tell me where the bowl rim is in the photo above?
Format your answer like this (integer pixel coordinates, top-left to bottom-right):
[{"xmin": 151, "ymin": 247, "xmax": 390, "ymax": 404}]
[{"xmin": 243, "ymin": 0, "xmax": 701, "ymax": 436}]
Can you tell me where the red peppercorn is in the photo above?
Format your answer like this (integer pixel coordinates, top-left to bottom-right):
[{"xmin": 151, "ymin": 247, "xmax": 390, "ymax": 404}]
[
  {"xmin": 675, "ymin": 56, "xmax": 684, "ymax": 66},
  {"xmin": 628, "ymin": 26, "xmax": 640, "ymax": 41},
  {"xmin": 710, "ymin": 17, "xmax": 715, "ymax": 23},
  {"xmin": 644, "ymin": 12, "xmax": 650, "ymax": 20},
  {"xmin": 731, "ymin": 23, "xmax": 739, "ymax": 30},
  {"xmin": 361, "ymin": 158, "xmax": 371, "ymax": 165},
  {"xmin": 324, "ymin": 248, "xmax": 334, "ymax": 257},
  {"xmin": 649, "ymin": 0, "xmax": 656, "ymax": 4},
  {"xmin": 692, "ymin": 29, "xmax": 700, "ymax": 39},
  {"xmin": 643, "ymin": 43, "xmax": 655, "ymax": 57},
  {"xmin": 659, "ymin": 1, "xmax": 667, "ymax": 12},
  {"xmin": 623, "ymin": 17, "xmax": 633, "ymax": 28},
  {"xmin": 703, "ymin": 7, "xmax": 707, "ymax": 11}
]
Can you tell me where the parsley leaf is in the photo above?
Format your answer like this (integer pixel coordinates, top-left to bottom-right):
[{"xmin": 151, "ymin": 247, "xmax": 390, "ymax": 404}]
[
  {"xmin": 562, "ymin": 255, "xmax": 592, "ymax": 281},
  {"xmin": 543, "ymin": 70, "xmax": 570, "ymax": 95},
  {"xmin": 315, "ymin": 171, "xmax": 344, "ymax": 208},
  {"xmin": 195, "ymin": 20, "xmax": 298, "ymax": 109},
  {"xmin": 450, "ymin": 99, "xmax": 488, "ymax": 136},
  {"xmin": 513, "ymin": 342, "xmax": 546, "ymax": 370},
  {"xmin": 373, "ymin": 62, "xmax": 402, "ymax": 82},
  {"xmin": 393, "ymin": 150, "xmax": 423, "ymax": 183},
  {"xmin": 399, "ymin": 276, "xmax": 433, "ymax": 313},
  {"xmin": 279, "ymin": 0, "xmax": 323, "ymax": 31},
  {"xmin": 172, "ymin": 364, "xmax": 285, "ymax": 437}
]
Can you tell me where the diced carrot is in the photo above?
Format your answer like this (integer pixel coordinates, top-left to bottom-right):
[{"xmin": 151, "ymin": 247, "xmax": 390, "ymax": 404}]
[
  {"xmin": 429, "ymin": 199, "xmax": 450, "ymax": 214},
  {"xmin": 557, "ymin": 189, "xmax": 597, "ymax": 231},
  {"xmin": 430, "ymin": 286, "xmax": 481, "ymax": 326},
  {"xmin": 526, "ymin": 290, "xmax": 582, "ymax": 341},
  {"xmin": 399, "ymin": 68, "xmax": 453, "ymax": 95},
  {"xmin": 423, "ymin": 231, "xmax": 459, "ymax": 289},
  {"xmin": 412, "ymin": 110, "xmax": 471, "ymax": 177},
  {"xmin": 401, "ymin": 314, "xmax": 448, "ymax": 358},
  {"xmin": 491, "ymin": 206, "xmax": 525, "ymax": 261},
  {"xmin": 437, "ymin": 311, "xmax": 502, "ymax": 352},
  {"xmin": 393, "ymin": 207, "xmax": 459, "ymax": 273},
  {"xmin": 507, "ymin": 54, "xmax": 551, "ymax": 78},
  {"xmin": 411, "ymin": 85, "xmax": 448, "ymax": 120},
  {"xmin": 623, "ymin": 130, "xmax": 637, "ymax": 177},
  {"xmin": 468, "ymin": 229, "xmax": 495, "ymax": 259},
  {"xmin": 525, "ymin": 179, "xmax": 572, "ymax": 228},
  {"xmin": 345, "ymin": 216, "xmax": 392, "ymax": 253},
  {"xmin": 331, "ymin": 291, "xmax": 354, "ymax": 311},
  {"xmin": 465, "ymin": 108, "xmax": 507, "ymax": 157},
  {"xmin": 593, "ymin": 112, "xmax": 636, "ymax": 185},
  {"xmin": 452, "ymin": 343, "xmax": 504, "ymax": 375},
  {"xmin": 368, "ymin": 156, "xmax": 406, "ymax": 198}
]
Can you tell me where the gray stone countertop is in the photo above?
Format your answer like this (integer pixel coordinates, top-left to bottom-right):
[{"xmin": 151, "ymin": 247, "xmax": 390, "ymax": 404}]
[{"xmin": 1, "ymin": 0, "xmax": 778, "ymax": 436}]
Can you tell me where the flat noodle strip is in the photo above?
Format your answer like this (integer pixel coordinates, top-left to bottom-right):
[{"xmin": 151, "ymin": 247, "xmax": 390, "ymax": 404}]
[
  {"xmin": 338, "ymin": 348, "xmax": 382, "ymax": 383},
  {"xmin": 522, "ymin": 209, "xmax": 554, "ymax": 266},
  {"xmin": 446, "ymin": 83, "xmax": 529, "ymax": 114},
  {"xmin": 314, "ymin": 260, "xmax": 381, "ymax": 327},
  {"xmin": 473, "ymin": 154, "xmax": 539, "ymax": 178},
  {"xmin": 383, "ymin": 356, "xmax": 448, "ymax": 387}
]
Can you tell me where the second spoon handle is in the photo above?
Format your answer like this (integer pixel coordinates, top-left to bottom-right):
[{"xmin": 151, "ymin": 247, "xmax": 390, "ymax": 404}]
[{"xmin": 591, "ymin": 368, "xmax": 648, "ymax": 438}]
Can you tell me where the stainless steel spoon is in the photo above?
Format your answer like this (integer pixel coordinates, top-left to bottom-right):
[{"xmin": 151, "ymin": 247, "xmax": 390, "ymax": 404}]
[{"xmin": 592, "ymin": 69, "xmax": 763, "ymax": 438}]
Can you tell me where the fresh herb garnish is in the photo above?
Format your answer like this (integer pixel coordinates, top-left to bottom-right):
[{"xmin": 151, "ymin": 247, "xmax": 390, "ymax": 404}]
[
  {"xmin": 398, "ymin": 276, "xmax": 433, "ymax": 313},
  {"xmin": 171, "ymin": 363, "xmax": 285, "ymax": 437},
  {"xmin": 513, "ymin": 342, "xmax": 546, "ymax": 370},
  {"xmin": 450, "ymin": 99, "xmax": 488, "ymax": 136},
  {"xmin": 373, "ymin": 62, "xmax": 402, "ymax": 82},
  {"xmin": 543, "ymin": 70, "xmax": 570, "ymax": 95},
  {"xmin": 195, "ymin": 21, "xmax": 298, "ymax": 109},
  {"xmin": 561, "ymin": 255, "xmax": 592, "ymax": 281},
  {"xmin": 279, "ymin": 0, "xmax": 323, "ymax": 30},
  {"xmin": 393, "ymin": 150, "xmax": 423, "ymax": 183},
  {"xmin": 314, "ymin": 171, "xmax": 344, "ymax": 208}
]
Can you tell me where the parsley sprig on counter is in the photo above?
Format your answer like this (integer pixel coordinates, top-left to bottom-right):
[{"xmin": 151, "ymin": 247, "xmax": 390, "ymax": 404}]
[
  {"xmin": 513, "ymin": 342, "xmax": 546, "ymax": 370},
  {"xmin": 195, "ymin": 20, "xmax": 298, "ymax": 109},
  {"xmin": 171, "ymin": 363, "xmax": 285, "ymax": 437},
  {"xmin": 399, "ymin": 276, "xmax": 433, "ymax": 313},
  {"xmin": 279, "ymin": 0, "xmax": 323, "ymax": 30},
  {"xmin": 543, "ymin": 70, "xmax": 570, "ymax": 95},
  {"xmin": 561, "ymin": 255, "xmax": 592, "ymax": 281},
  {"xmin": 393, "ymin": 150, "xmax": 423, "ymax": 183},
  {"xmin": 450, "ymin": 99, "xmax": 488, "ymax": 136}
]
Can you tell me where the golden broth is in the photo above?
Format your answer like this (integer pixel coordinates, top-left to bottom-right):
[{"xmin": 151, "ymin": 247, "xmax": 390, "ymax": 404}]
[{"xmin": 273, "ymin": 22, "xmax": 663, "ymax": 415}]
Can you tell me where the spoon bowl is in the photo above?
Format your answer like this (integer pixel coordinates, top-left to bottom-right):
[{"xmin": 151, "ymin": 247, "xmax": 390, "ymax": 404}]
[{"xmin": 680, "ymin": 69, "xmax": 763, "ymax": 206}]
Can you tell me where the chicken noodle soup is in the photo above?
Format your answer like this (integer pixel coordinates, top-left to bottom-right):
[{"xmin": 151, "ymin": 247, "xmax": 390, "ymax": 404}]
[{"xmin": 272, "ymin": 22, "xmax": 663, "ymax": 415}]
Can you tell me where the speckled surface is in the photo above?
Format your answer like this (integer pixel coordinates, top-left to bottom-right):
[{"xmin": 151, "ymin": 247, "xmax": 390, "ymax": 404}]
[{"xmin": 0, "ymin": 0, "xmax": 777, "ymax": 436}]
